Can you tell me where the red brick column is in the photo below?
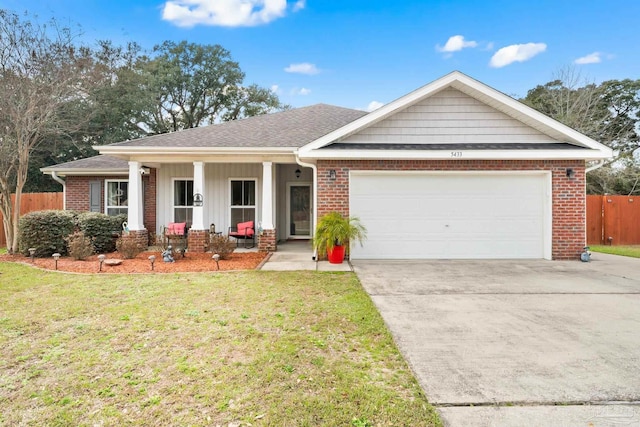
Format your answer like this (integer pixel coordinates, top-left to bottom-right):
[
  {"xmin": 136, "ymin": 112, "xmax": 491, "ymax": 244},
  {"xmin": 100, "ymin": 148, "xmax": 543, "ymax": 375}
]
[
  {"xmin": 258, "ymin": 229, "xmax": 277, "ymax": 252},
  {"xmin": 128, "ymin": 230, "xmax": 149, "ymax": 250},
  {"xmin": 143, "ymin": 168, "xmax": 157, "ymax": 239},
  {"xmin": 188, "ymin": 230, "xmax": 208, "ymax": 253}
]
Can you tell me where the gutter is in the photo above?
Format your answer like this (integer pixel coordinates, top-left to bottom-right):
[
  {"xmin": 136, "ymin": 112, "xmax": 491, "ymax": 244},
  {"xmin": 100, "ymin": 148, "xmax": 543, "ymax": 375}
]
[
  {"xmin": 295, "ymin": 153, "xmax": 318, "ymax": 261},
  {"xmin": 51, "ymin": 171, "xmax": 66, "ymax": 210},
  {"xmin": 585, "ymin": 159, "xmax": 606, "ymax": 173}
]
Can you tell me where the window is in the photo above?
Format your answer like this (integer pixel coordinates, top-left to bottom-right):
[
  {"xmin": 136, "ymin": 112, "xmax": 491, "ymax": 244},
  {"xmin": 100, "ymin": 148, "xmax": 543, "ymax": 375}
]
[
  {"xmin": 173, "ymin": 179, "xmax": 194, "ymax": 227},
  {"xmin": 230, "ymin": 179, "xmax": 256, "ymax": 225},
  {"xmin": 105, "ymin": 180, "xmax": 128, "ymax": 216}
]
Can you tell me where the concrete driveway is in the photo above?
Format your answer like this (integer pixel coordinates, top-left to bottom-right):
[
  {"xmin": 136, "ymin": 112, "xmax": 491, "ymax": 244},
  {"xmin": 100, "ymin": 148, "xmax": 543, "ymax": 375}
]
[{"xmin": 353, "ymin": 253, "xmax": 640, "ymax": 426}]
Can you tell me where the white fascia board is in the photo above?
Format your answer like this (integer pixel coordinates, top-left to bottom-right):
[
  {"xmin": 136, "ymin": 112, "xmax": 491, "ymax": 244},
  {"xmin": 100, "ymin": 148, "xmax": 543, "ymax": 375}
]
[
  {"xmin": 41, "ymin": 169, "xmax": 128, "ymax": 177},
  {"xmin": 299, "ymin": 148, "xmax": 611, "ymax": 161},
  {"xmin": 298, "ymin": 70, "xmax": 612, "ymax": 156},
  {"xmin": 96, "ymin": 146, "xmax": 297, "ymax": 155}
]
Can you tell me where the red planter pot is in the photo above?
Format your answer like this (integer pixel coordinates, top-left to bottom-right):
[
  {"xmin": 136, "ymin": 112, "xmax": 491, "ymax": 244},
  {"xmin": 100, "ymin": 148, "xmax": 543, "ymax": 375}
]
[{"xmin": 327, "ymin": 245, "xmax": 346, "ymax": 264}]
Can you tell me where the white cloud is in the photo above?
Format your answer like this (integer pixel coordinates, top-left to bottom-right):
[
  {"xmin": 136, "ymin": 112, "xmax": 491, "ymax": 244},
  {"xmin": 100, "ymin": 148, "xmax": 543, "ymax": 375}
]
[
  {"xmin": 284, "ymin": 62, "xmax": 320, "ymax": 75},
  {"xmin": 290, "ymin": 87, "xmax": 311, "ymax": 95},
  {"xmin": 270, "ymin": 84, "xmax": 280, "ymax": 94},
  {"xmin": 162, "ymin": 0, "xmax": 303, "ymax": 27},
  {"xmin": 489, "ymin": 43, "xmax": 547, "ymax": 68},
  {"xmin": 575, "ymin": 52, "xmax": 602, "ymax": 64},
  {"xmin": 436, "ymin": 35, "xmax": 478, "ymax": 53},
  {"xmin": 292, "ymin": 0, "xmax": 305, "ymax": 12},
  {"xmin": 366, "ymin": 101, "xmax": 384, "ymax": 112}
]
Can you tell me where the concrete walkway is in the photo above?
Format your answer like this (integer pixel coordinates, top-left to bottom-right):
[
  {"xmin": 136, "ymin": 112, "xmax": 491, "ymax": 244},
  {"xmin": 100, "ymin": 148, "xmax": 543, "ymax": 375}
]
[{"xmin": 260, "ymin": 240, "xmax": 352, "ymax": 271}]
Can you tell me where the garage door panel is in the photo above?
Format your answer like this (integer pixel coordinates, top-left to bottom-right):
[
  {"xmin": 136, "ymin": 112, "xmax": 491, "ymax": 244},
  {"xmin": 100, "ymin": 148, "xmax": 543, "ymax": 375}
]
[{"xmin": 349, "ymin": 173, "xmax": 548, "ymax": 259}]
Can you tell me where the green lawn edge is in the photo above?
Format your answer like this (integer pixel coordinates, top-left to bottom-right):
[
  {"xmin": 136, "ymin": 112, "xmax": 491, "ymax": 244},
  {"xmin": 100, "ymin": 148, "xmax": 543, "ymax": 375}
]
[{"xmin": 590, "ymin": 245, "xmax": 640, "ymax": 258}]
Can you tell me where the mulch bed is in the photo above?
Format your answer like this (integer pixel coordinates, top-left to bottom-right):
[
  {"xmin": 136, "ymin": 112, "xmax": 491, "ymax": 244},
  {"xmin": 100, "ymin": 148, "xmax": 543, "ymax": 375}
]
[{"xmin": 0, "ymin": 251, "xmax": 268, "ymax": 274}]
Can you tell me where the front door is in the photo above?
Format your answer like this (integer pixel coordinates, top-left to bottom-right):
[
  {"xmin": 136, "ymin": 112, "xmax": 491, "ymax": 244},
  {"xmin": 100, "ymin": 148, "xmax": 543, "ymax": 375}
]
[{"xmin": 287, "ymin": 183, "xmax": 312, "ymax": 239}]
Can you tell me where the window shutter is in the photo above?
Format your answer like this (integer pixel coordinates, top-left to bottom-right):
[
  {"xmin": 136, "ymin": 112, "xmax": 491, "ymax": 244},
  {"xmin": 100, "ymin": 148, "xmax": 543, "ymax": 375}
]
[{"xmin": 89, "ymin": 181, "xmax": 101, "ymax": 212}]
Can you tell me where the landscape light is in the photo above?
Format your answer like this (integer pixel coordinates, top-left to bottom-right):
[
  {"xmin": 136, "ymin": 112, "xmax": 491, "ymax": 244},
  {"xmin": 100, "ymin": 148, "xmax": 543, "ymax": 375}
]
[{"xmin": 52, "ymin": 253, "xmax": 61, "ymax": 270}]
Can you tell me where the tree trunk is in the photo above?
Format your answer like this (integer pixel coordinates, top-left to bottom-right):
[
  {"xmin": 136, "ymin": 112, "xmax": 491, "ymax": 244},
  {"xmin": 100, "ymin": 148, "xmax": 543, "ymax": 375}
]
[
  {"xmin": 0, "ymin": 200, "xmax": 12, "ymax": 253},
  {"xmin": 11, "ymin": 188, "xmax": 21, "ymax": 254}
]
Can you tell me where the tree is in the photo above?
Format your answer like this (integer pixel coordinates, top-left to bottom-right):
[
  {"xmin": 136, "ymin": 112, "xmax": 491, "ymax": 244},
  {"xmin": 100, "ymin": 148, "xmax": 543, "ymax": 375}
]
[
  {"xmin": 523, "ymin": 67, "xmax": 640, "ymax": 194},
  {"xmin": 138, "ymin": 41, "xmax": 285, "ymax": 133},
  {"xmin": 0, "ymin": 10, "xmax": 101, "ymax": 253}
]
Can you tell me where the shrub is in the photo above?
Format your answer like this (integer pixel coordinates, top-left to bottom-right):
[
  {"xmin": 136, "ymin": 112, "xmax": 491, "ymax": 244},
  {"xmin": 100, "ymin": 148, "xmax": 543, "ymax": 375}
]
[
  {"xmin": 66, "ymin": 231, "xmax": 94, "ymax": 260},
  {"xmin": 209, "ymin": 234, "xmax": 236, "ymax": 260},
  {"xmin": 77, "ymin": 212, "xmax": 127, "ymax": 253},
  {"xmin": 19, "ymin": 210, "xmax": 78, "ymax": 257},
  {"xmin": 116, "ymin": 234, "xmax": 145, "ymax": 259}
]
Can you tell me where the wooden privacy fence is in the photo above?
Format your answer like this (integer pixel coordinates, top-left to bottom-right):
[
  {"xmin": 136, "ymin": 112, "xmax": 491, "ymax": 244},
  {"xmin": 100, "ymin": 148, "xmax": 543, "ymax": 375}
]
[
  {"xmin": 0, "ymin": 192, "xmax": 63, "ymax": 247},
  {"xmin": 587, "ymin": 195, "xmax": 640, "ymax": 245}
]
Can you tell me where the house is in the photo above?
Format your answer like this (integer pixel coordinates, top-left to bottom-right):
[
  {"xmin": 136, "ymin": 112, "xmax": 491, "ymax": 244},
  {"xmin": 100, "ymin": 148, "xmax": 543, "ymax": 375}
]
[{"xmin": 41, "ymin": 71, "xmax": 612, "ymax": 260}]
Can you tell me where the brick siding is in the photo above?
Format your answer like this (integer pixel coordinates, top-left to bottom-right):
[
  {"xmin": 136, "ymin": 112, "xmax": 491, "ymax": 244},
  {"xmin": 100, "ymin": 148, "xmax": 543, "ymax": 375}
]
[
  {"xmin": 316, "ymin": 159, "xmax": 586, "ymax": 260},
  {"xmin": 65, "ymin": 170, "xmax": 157, "ymax": 235}
]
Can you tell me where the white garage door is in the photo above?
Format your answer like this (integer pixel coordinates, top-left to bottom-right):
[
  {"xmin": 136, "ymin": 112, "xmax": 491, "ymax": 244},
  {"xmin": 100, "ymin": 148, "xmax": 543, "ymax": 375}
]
[{"xmin": 349, "ymin": 171, "xmax": 551, "ymax": 260}]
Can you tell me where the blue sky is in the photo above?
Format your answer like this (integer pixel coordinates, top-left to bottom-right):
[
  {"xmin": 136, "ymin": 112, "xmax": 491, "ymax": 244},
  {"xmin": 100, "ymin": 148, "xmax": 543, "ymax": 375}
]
[{"xmin": 3, "ymin": 0, "xmax": 639, "ymax": 111}]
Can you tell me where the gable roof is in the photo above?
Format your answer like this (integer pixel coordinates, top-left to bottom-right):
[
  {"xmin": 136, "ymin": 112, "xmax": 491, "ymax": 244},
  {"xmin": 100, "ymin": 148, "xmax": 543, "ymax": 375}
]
[
  {"xmin": 297, "ymin": 71, "xmax": 613, "ymax": 160},
  {"xmin": 98, "ymin": 104, "xmax": 367, "ymax": 154}
]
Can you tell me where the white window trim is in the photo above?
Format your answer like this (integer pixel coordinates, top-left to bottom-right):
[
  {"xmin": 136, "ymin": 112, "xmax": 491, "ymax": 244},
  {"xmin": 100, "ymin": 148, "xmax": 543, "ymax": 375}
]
[
  {"xmin": 104, "ymin": 179, "xmax": 129, "ymax": 216},
  {"xmin": 228, "ymin": 177, "xmax": 258, "ymax": 226},
  {"xmin": 172, "ymin": 177, "xmax": 194, "ymax": 223}
]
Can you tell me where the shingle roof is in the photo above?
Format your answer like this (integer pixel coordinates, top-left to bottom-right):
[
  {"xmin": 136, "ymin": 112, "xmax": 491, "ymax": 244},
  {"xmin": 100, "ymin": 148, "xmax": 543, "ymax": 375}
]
[
  {"xmin": 106, "ymin": 104, "xmax": 368, "ymax": 149},
  {"xmin": 43, "ymin": 155, "xmax": 128, "ymax": 171}
]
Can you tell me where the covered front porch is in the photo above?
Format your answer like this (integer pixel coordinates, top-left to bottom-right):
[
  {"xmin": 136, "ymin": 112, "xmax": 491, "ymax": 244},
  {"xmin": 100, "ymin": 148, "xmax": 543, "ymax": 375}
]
[{"xmin": 124, "ymin": 159, "xmax": 315, "ymax": 253}]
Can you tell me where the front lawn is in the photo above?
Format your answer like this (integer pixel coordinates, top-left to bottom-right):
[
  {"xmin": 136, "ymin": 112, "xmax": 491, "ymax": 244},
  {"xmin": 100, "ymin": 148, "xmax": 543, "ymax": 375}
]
[
  {"xmin": 590, "ymin": 245, "xmax": 640, "ymax": 258},
  {"xmin": 0, "ymin": 263, "xmax": 440, "ymax": 426}
]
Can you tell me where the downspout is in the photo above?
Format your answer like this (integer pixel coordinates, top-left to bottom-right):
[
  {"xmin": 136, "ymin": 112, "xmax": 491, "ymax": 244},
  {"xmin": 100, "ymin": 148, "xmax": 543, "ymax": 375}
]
[
  {"xmin": 295, "ymin": 153, "xmax": 318, "ymax": 261},
  {"xmin": 585, "ymin": 159, "xmax": 606, "ymax": 173},
  {"xmin": 51, "ymin": 172, "xmax": 66, "ymax": 210}
]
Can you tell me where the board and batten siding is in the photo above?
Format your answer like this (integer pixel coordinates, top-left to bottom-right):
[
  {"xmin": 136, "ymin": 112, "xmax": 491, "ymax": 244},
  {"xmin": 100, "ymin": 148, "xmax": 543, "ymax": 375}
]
[
  {"xmin": 341, "ymin": 87, "xmax": 560, "ymax": 144},
  {"xmin": 156, "ymin": 163, "xmax": 263, "ymax": 236}
]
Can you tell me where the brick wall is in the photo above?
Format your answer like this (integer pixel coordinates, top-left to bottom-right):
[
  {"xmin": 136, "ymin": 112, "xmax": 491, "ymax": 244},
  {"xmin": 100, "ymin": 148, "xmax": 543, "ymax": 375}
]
[
  {"xmin": 65, "ymin": 170, "xmax": 157, "ymax": 235},
  {"xmin": 144, "ymin": 169, "xmax": 157, "ymax": 238},
  {"xmin": 316, "ymin": 159, "xmax": 586, "ymax": 260}
]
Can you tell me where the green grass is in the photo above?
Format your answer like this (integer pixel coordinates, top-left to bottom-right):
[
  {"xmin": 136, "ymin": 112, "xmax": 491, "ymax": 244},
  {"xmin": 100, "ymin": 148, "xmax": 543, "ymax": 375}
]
[
  {"xmin": 0, "ymin": 263, "xmax": 441, "ymax": 426},
  {"xmin": 590, "ymin": 245, "xmax": 640, "ymax": 258}
]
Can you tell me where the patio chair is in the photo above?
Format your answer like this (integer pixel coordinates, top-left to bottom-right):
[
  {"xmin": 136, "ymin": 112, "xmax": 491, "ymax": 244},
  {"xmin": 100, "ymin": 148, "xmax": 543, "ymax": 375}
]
[
  {"xmin": 162, "ymin": 222, "xmax": 188, "ymax": 257},
  {"xmin": 228, "ymin": 220, "xmax": 255, "ymax": 248}
]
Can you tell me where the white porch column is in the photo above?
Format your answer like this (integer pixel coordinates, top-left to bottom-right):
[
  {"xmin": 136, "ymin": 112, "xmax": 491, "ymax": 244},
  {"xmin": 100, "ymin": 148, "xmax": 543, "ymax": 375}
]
[
  {"xmin": 261, "ymin": 161, "xmax": 275, "ymax": 229},
  {"xmin": 191, "ymin": 161, "xmax": 205, "ymax": 230},
  {"xmin": 127, "ymin": 161, "xmax": 145, "ymax": 231}
]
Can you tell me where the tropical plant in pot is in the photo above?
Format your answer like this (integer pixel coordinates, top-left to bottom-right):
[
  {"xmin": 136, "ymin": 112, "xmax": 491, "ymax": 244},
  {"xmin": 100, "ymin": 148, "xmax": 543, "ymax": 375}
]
[{"xmin": 313, "ymin": 211, "xmax": 367, "ymax": 264}]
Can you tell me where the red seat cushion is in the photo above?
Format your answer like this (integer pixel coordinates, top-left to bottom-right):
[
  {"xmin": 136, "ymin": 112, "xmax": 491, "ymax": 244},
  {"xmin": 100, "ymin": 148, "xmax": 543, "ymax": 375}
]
[
  {"xmin": 168, "ymin": 222, "xmax": 186, "ymax": 235},
  {"xmin": 236, "ymin": 221, "xmax": 254, "ymax": 236}
]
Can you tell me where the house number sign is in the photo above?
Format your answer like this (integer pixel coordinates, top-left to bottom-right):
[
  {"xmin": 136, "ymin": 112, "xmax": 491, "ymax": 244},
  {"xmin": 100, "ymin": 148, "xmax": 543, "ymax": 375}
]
[{"xmin": 193, "ymin": 193, "xmax": 203, "ymax": 207}]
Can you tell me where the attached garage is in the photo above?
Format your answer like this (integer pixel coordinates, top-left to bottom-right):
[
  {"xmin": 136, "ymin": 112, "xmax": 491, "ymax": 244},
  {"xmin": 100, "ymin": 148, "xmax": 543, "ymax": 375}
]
[{"xmin": 349, "ymin": 171, "xmax": 552, "ymax": 260}]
